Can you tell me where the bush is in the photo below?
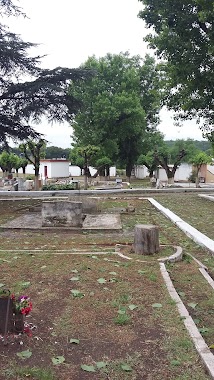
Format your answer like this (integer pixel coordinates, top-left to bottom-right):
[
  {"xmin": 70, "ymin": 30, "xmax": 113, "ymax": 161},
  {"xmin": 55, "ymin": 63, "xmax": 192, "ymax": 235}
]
[
  {"xmin": 25, "ymin": 174, "xmax": 34, "ymax": 180},
  {"xmin": 42, "ymin": 184, "xmax": 76, "ymax": 191},
  {"xmin": 116, "ymin": 169, "xmax": 125, "ymax": 176},
  {"xmin": 188, "ymin": 170, "xmax": 197, "ymax": 183}
]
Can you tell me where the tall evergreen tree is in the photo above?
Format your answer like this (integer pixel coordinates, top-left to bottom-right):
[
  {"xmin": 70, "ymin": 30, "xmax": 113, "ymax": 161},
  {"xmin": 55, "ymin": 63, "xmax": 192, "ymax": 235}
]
[{"xmin": 0, "ymin": 0, "xmax": 93, "ymax": 144}]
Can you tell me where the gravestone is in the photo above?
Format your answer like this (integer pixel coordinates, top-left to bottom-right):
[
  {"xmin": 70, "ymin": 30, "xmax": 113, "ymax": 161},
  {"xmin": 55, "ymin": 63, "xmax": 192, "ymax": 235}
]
[
  {"xmin": 68, "ymin": 196, "xmax": 99, "ymax": 214},
  {"xmin": 18, "ymin": 178, "xmax": 25, "ymax": 191},
  {"xmin": 133, "ymin": 224, "xmax": 159, "ymax": 255},
  {"xmin": 0, "ymin": 294, "xmax": 14, "ymax": 334},
  {"xmin": 42, "ymin": 200, "xmax": 83, "ymax": 227}
]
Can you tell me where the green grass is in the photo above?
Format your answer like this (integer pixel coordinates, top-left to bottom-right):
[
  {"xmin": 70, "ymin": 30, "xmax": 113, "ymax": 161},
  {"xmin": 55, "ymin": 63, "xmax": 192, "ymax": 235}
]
[{"xmin": 3, "ymin": 366, "xmax": 55, "ymax": 380}]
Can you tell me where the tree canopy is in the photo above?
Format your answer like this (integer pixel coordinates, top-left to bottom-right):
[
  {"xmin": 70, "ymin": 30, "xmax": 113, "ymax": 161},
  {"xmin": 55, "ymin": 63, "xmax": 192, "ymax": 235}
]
[
  {"xmin": 0, "ymin": 0, "xmax": 93, "ymax": 144},
  {"xmin": 69, "ymin": 52, "xmax": 164, "ymax": 178},
  {"xmin": 138, "ymin": 0, "xmax": 214, "ymax": 139}
]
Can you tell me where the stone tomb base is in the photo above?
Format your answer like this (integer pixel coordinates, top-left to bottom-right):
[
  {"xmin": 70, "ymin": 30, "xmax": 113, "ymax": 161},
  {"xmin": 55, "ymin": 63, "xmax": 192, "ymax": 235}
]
[
  {"xmin": 1, "ymin": 212, "xmax": 122, "ymax": 231},
  {"xmin": 42, "ymin": 200, "xmax": 83, "ymax": 227}
]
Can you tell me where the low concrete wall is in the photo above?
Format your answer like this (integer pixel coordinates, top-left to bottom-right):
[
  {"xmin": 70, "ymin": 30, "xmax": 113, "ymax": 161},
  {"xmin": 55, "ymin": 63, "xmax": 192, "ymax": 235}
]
[{"xmin": 42, "ymin": 201, "xmax": 83, "ymax": 227}]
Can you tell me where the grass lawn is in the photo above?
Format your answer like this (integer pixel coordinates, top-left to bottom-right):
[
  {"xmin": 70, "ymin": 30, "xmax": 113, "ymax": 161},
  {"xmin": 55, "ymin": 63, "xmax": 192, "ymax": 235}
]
[{"xmin": 0, "ymin": 193, "xmax": 213, "ymax": 380}]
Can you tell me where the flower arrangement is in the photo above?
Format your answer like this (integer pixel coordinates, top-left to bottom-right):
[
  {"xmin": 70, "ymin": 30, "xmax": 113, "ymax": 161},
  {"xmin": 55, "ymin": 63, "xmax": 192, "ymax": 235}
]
[{"xmin": 11, "ymin": 295, "xmax": 32, "ymax": 316}]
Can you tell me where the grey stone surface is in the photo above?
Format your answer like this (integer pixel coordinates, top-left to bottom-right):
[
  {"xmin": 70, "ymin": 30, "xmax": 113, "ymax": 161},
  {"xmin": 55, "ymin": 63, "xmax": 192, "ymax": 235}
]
[
  {"xmin": 42, "ymin": 200, "xmax": 83, "ymax": 227},
  {"xmin": 1, "ymin": 212, "xmax": 122, "ymax": 230},
  {"xmin": 83, "ymin": 214, "xmax": 122, "ymax": 229}
]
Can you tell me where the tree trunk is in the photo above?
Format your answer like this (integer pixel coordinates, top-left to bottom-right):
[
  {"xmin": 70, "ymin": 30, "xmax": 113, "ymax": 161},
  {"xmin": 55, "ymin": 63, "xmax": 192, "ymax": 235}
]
[
  {"xmin": 34, "ymin": 165, "xmax": 40, "ymax": 191},
  {"xmin": 168, "ymin": 176, "xmax": 174, "ymax": 184},
  {"xmin": 34, "ymin": 175, "xmax": 39, "ymax": 191},
  {"xmin": 133, "ymin": 224, "xmax": 159, "ymax": 255},
  {"xmin": 106, "ymin": 165, "xmax": 110, "ymax": 181},
  {"xmin": 195, "ymin": 167, "xmax": 200, "ymax": 188},
  {"xmin": 126, "ymin": 163, "xmax": 132, "ymax": 183},
  {"xmin": 84, "ymin": 174, "xmax": 88, "ymax": 190}
]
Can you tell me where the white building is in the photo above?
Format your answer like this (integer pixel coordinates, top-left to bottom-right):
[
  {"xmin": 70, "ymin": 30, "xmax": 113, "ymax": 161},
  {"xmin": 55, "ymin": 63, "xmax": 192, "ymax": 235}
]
[
  {"xmin": 134, "ymin": 163, "xmax": 192, "ymax": 182},
  {"xmin": 69, "ymin": 165, "xmax": 116, "ymax": 177},
  {"xmin": 134, "ymin": 165, "xmax": 149, "ymax": 179},
  {"xmin": 155, "ymin": 163, "xmax": 192, "ymax": 182},
  {"xmin": 26, "ymin": 159, "xmax": 69, "ymax": 179}
]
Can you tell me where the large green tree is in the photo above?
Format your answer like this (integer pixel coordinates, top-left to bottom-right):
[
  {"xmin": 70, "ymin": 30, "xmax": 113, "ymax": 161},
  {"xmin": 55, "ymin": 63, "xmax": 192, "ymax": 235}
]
[
  {"xmin": 0, "ymin": 151, "xmax": 18, "ymax": 176},
  {"xmin": 138, "ymin": 0, "xmax": 214, "ymax": 139},
  {"xmin": 19, "ymin": 139, "xmax": 46, "ymax": 190},
  {"xmin": 69, "ymin": 53, "xmax": 163, "ymax": 180},
  {"xmin": 190, "ymin": 152, "xmax": 212, "ymax": 187},
  {"xmin": 0, "ymin": 0, "xmax": 93, "ymax": 144}
]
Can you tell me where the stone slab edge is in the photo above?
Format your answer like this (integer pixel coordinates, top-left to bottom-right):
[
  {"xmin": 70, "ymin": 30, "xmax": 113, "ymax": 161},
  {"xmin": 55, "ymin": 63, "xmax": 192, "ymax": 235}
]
[
  {"xmin": 148, "ymin": 198, "xmax": 214, "ymax": 255},
  {"xmin": 198, "ymin": 194, "xmax": 214, "ymax": 202},
  {"xmin": 1, "ymin": 186, "xmax": 214, "ymax": 197},
  {"xmin": 160, "ymin": 262, "xmax": 214, "ymax": 379},
  {"xmin": 115, "ymin": 244, "xmax": 183, "ymax": 263},
  {"xmin": 199, "ymin": 268, "xmax": 214, "ymax": 290}
]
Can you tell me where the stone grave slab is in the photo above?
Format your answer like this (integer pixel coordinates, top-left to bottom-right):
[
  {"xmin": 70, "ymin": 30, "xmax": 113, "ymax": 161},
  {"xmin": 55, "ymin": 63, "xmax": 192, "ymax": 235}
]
[
  {"xmin": 83, "ymin": 214, "xmax": 122, "ymax": 229},
  {"xmin": 1, "ymin": 213, "xmax": 122, "ymax": 230}
]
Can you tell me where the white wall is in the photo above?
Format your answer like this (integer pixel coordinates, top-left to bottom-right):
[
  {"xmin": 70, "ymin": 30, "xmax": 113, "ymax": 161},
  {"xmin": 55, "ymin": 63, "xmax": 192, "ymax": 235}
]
[
  {"xmin": 25, "ymin": 161, "xmax": 69, "ymax": 178},
  {"xmin": 134, "ymin": 165, "xmax": 149, "ymax": 179},
  {"xmin": 69, "ymin": 165, "xmax": 81, "ymax": 176},
  {"xmin": 69, "ymin": 165, "xmax": 116, "ymax": 177},
  {"xmin": 49, "ymin": 161, "xmax": 69, "ymax": 178},
  {"xmin": 157, "ymin": 163, "xmax": 192, "ymax": 182}
]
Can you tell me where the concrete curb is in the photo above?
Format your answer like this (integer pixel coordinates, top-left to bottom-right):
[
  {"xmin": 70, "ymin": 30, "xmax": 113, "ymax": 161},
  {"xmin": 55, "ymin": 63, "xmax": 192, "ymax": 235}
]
[
  {"xmin": 1, "ymin": 186, "xmax": 214, "ymax": 198},
  {"xmin": 160, "ymin": 262, "xmax": 214, "ymax": 379},
  {"xmin": 115, "ymin": 244, "xmax": 183, "ymax": 263},
  {"xmin": 198, "ymin": 194, "xmax": 214, "ymax": 202},
  {"xmin": 148, "ymin": 198, "xmax": 214, "ymax": 255},
  {"xmin": 199, "ymin": 268, "xmax": 214, "ymax": 291},
  {"xmin": 157, "ymin": 245, "xmax": 183, "ymax": 263}
]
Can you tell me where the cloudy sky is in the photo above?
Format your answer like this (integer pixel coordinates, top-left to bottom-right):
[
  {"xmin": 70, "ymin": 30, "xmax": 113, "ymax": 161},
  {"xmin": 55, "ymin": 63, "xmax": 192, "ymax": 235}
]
[{"xmin": 6, "ymin": 0, "xmax": 204, "ymax": 147}]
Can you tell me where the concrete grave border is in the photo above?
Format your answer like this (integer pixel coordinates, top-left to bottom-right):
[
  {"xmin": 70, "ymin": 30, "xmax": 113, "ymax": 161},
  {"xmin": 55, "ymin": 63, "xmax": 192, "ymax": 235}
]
[
  {"xmin": 198, "ymin": 194, "xmax": 214, "ymax": 202},
  {"xmin": 160, "ymin": 263, "xmax": 214, "ymax": 380},
  {"xmin": 148, "ymin": 198, "xmax": 214, "ymax": 255}
]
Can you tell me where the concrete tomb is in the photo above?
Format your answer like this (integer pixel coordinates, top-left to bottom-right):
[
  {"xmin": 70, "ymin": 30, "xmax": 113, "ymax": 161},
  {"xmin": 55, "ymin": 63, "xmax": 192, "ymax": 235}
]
[{"xmin": 42, "ymin": 200, "xmax": 83, "ymax": 227}]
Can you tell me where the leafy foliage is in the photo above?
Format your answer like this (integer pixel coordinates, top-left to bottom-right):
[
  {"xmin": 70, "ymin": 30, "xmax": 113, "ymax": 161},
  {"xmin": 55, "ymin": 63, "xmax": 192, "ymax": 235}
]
[
  {"xmin": 0, "ymin": 151, "xmax": 18, "ymax": 173},
  {"xmin": 16, "ymin": 350, "xmax": 32, "ymax": 359},
  {"xmin": 138, "ymin": 0, "xmax": 214, "ymax": 139},
  {"xmin": 70, "ymin": 53, "xmax": 164, "ymax": 178},
  {"xmin": 0, "ymin": 0, "xmax": 93, "ymax": 143}
]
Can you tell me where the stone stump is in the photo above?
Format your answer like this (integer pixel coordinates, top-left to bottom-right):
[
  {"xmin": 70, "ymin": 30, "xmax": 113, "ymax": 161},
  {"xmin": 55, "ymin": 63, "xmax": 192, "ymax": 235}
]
[
  {"xmin": 133, "ymin": 224, "xmax": 159, "ymax": 255},
  {"xmin": 42, "ymin": 201, "xmax": 83, "ymax": 227}
]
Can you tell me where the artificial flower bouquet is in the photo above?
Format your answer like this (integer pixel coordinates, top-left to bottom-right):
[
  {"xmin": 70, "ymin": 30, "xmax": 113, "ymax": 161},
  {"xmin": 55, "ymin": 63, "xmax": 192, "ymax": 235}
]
[{"xmin": 11, "ymin": 294, "xmax": 32, "ymax": 316}]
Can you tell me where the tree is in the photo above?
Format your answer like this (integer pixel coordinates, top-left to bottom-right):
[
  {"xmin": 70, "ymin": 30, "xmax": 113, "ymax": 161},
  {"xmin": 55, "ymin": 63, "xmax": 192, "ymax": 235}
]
[
  {"xmin": 19, "ymin": 157, "xmax": 29, "ymax": 177},
  {"xmin": 154, "ymin": 146, "xmax": 186, "ymax": 184},
  {"xmin": 138, "ymin": 0, "xmax": 214, "ymax": 140},
  {"xmin": 0, "ymin": 151, "xmax": 18, "ymax": 176},
  {"xmin": 190, "ymin": 152, "xmax": 211, "ymax": 187},
  {"xmin": 19, "ymin": 139, "xmax": 46, "ymax": 190},
  {"xmin": 45, "ymin": 146, "xmax": 70, "ymax": 159},
  {"xmin": 0, "ymin": 0, "xmax": 94, "ymax": 143},
  {"xmin": 69, "ymin": 146, "xmax": 84, "ymax": 175},
  {"xmin": 93, "ymin": 156, "xmax": 113, "ymax": 179},
  {"xmin": 137, "ymin": 129, "xmax": 165, "ymax": 177},
  {"xmin": 69, "ymin": 53, "xmax": 163, "ymax": 181},
  {"xmin": 137, "ymin": 151, "xmax": 158, "ymax": 178},
  {"xmin": 76, "ymin": 145, "xmax": 100, "ymax": 189},
  {"xmin": 153, "ymin": 139, "xmax": 200, "ymax": 183}
]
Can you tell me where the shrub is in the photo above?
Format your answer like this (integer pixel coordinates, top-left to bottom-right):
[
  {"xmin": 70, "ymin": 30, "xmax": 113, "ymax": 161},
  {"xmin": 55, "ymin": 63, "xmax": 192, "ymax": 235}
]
[
  {"xmin": 42, "ymin": 184, "xmax": 76, "ymax": 191},
  {"xmin": 188, "ymin": 170, "xmax": 197, "ymax": 183}
]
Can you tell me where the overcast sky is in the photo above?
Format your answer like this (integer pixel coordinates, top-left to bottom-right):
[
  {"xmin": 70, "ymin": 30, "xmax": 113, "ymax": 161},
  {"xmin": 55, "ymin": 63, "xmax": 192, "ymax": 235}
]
[{"xmin": 6, "ymin": 0, "xmax": 204, "ymax": 147}]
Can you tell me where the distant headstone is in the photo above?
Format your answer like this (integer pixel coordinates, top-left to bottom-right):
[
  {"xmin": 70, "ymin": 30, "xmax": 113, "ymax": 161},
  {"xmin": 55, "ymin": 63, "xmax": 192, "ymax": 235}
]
[{"xmin": 115, "ymin": 178, "xmax": 122, "ymax": 184}]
